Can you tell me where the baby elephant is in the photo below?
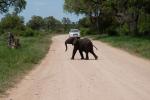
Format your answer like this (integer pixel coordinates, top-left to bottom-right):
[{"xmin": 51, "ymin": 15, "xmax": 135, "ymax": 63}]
[{"xmin": 65, "ymin": 37, "xmax": 98, "ymax": 60}]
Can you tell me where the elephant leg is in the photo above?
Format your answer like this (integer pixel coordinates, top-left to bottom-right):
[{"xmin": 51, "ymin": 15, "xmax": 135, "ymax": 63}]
[
  {"xmin": 85, "ymin": 52, "xmax": 89, "ymax": 60},
  {"xmin": 90, "ymin": 51, "xmax": 98, "ymax": 60},
  {"xmin": 79, "ymin": 50, "xmax": 84, "ymax": 59},
  {"xmin": 71, "ymin": 48, "xmax": 78, "ymax": 60}
]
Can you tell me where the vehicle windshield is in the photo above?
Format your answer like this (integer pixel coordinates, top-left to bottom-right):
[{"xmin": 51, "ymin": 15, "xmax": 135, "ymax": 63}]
[{"xmin": 70, "ymin": 29, "xmax": 79, "ymax": 32}]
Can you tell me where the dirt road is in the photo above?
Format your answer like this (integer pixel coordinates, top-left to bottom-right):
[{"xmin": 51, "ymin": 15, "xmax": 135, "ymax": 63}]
[{"xmin": 3, "ymin": 35, "xmax": 150, "ymax": 100}]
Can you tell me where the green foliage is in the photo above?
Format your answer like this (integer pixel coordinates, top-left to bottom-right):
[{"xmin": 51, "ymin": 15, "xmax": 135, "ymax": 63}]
[
  {"xmin": 44, "ymin": 16, "xmax": 63, "ymax": 31},
  {"xmin": 107, "ymin": 0, "xmax": 150, "ymax": 35},
  {"xmin": 0, "ymin": 13, "xmax": 25, "ymax": 33},
  {"xmin": 78, "ymin": 17, "xmax": 91, "ymax": 28},
  {"xmin": 0, "ymin": 34, "xmax": 51, "ymax": 93},
  {"xmin": 11, "ymin": 29, "xmax": 24, "ymax": 36},
  {"xmin": 80, "ymin": 28, "xmax": 93, "ymax": 36},
  {"xmin": 0, "ymin": 14, "xmax": 64, "ymax": 37},
  {"xmin": 0, "ymin": 27, "xmax": 4, "ymax": 35},
  {"xmin": 116, "ymin": 24, "xmax": 129, "ymax": 36},
  {"xmin": 26, "ymin": 15, "xmax": 63, "ymax": 32},
  {"xmin": 64, "ymin": 0, "xmax": 150, "ymax": 36},
  {"xmin": 138, "ymin": 13, "xmax": 150, "ymax": 35},
  {"xmin": 93, "ymin": 35, "xmax": 150, "ymax": 59},
  {"xmin": 64, "ymin": 0, "xmax": 84, "ymax": 14},
  {"xmin": 0, "ymin": 0, "xmax": 26, "ymax": 14},
  {"xmin": 44, "ymin": 16, "xmax": 57, "ymax": 30},
  {"xmin": 26, "ymin": 16, "xmax": 44, "ymax": 30},
  {"xmin": 64, "ymin": 0, "xmax": 101, "ymax": 15},
  {"xmin": 64, "ymin": 0, "xmax": 110, "ymax": 32},
  {"xmin": 106, "ymin": 26, "xmax": 117, "ymax": 36},
  {"xmin": 62, "ymin": 17, "xmax": 71, "ymax": 32},
  {"xmin": 21, "ymin": 28, "xmax": 40, "ymax": 37}
]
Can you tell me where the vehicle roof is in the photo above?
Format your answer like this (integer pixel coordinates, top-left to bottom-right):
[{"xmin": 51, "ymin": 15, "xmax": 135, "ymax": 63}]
[{"xmin": 70, "ymin": 29, "xmax": 79, "ymax": 31}]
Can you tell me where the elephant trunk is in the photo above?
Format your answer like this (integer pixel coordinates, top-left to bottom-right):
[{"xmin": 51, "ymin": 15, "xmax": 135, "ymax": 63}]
[
  {"xmin": 65, "ymin": 37, "xmax": 76, "ymax": 51},
  {"xmin": 65, "ymin": 42, "xmax": 68, "ymax": 52}
]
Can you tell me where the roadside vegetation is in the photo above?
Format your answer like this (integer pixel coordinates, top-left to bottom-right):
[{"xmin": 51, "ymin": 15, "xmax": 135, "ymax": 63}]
[
  {"xmin": 92, "ymin": 35, "xmax": 150, "ymax": 59},
  {"xmin": 0, "ymin": 34, "xmax": 51, "ymax": 94},
  {"xmin": 0, "ymin": 13, "xmax": 57, "ymax": 94},
  {"xmin": 64, "ymin": 0, "xmax": 150, "ymax": 60},
  {"xmin": 0, "ymin": 0, "xmax": 74, "ymax": 94}
]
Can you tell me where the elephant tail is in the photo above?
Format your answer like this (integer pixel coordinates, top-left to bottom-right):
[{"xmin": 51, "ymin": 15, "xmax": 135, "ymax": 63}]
[{"xmin": 93, "ymin": 45, "xmax": 98, "ymax": 50}]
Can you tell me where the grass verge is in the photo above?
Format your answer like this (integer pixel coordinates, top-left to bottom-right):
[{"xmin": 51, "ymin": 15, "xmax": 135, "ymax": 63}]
[
  {"xmin": 91, "ymin": 35, "xmax": 150, "ymax": 60},
  {"xmin": 0, "ymin": 34, "xmax": 52, "ymax": 94}
]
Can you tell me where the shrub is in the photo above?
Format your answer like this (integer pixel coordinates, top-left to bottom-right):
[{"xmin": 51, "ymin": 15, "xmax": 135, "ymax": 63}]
[
  {"xmin": 116, "ymin": 24, "xmax": 129, "ymax": 36},
  {"xmin": 139, "ymin": 14, "xmax": 150, "ymax": 35},
  {"xmin": 80, "ymin": 28, "xmax": 93, "ymax": 36},
  {"xmin": 106, "ymin": 27, "xmax": 117, "ymax": 36},
  {"xmin": 0, "ymin": 14, "xmax": 25, "ymax": 32},
  {"xmin": 0, "ymin": 28, "xmax": 4, "ymax": 35},
  {"xmin": 21, "ymin": 28, "xmax": 39, "ymax": 37},
  {"xmin": 11, "ymin": 29, "xmax": 24, "ymax": 36}
]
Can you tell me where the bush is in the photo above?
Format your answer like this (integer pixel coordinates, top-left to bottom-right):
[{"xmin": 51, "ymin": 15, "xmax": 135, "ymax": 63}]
[
  {"xmin": 106, "ymin": 26, "xmax": 117, "ymax": 36},
  {"xmin": 0, "ymin": 28, "xmax": 4, "ymax": 35},
  {"xmin": 21, "ymin": 28, "xmax": 40, "ymax": 37},
  {"xmin": 80, "ymin": 28, "xmax": 93, "ymax": 36},
  {"xmin": 139, "ymin": 14, "xmax": 150, "ymax": 35},
  {"xmin": 0, "ymin": 14, "xmax": 25, "ymax": 32},
  {"xmin": 11, "ymin": 29, "xmax": 24, "ymax": 36},
  {"xmin": 116, "ymin": 24, "xmax": 129, "ymax": 36}
]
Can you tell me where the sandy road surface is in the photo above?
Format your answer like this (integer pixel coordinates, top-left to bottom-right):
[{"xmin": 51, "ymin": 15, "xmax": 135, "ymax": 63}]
[{"xmin": 2, "ymin": 35, "xmax": 150, "ymax": 100}]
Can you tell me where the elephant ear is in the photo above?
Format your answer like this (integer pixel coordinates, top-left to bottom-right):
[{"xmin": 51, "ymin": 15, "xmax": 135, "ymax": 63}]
[{"xmin": 73, "ymin": 38, "xmax": 79, "ymax": 45}]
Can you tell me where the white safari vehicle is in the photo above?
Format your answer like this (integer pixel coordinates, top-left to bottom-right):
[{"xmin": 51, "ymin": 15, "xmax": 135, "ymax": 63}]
[{"xmin": 69, "ymin": 29, "xmax": 80, "ymax": 37}]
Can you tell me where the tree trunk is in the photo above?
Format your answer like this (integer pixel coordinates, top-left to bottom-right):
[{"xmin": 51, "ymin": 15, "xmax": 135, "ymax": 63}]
[{"xmin": 129, "ymin": 11, "xmax": 139, "ymax": 35}]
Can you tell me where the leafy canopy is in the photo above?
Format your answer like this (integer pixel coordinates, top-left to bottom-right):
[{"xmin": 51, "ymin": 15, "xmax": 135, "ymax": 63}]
[{"xmin": 0, "ymin": 0, "xmax": 26, "ymax": 14}]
